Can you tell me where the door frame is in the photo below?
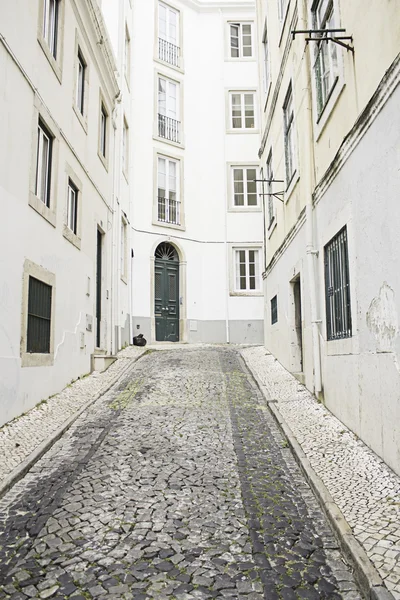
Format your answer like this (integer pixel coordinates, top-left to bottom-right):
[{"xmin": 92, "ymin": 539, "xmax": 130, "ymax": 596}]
[{"xmin": 150, "ymin": 239, "xmax": 187, "ymax": 342}]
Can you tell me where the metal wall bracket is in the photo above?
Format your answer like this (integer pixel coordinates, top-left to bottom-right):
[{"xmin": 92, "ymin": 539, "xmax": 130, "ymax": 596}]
[{"xmin": 292, "ymin": 28, "xmax": 354, "ymax": 53}]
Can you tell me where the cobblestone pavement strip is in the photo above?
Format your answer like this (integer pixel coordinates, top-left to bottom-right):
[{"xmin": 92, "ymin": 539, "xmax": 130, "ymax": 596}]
[
  {"xmin": 0, "ymin": 348, "xmax": 363, "ymax": 600},
  {"xmin": 240, "ymin": 347, "xmax": 400, "ymax": 600},
  {"xmin": 0, "ymin": 347, "xmax": 147, "ymax": 485}
]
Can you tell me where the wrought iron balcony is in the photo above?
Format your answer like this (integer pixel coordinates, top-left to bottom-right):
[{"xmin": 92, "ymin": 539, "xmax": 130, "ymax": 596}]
[
  {"xmin": 158, "ymin": 114, "xmax": 180, "ymax": 144},
  {"xmin": 158, "ymin": 38, "xmax": 180, "ymax": 68},
  {"xmin": 158, "ymin": 196, "xmax": 181, "ymax": 226}
]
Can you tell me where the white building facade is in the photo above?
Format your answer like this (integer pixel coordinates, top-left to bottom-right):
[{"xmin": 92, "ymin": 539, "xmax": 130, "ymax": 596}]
[
  {"xmin": 128, "ymin": 0, "xmax": 264, "ymax": 344},
  {"xmin": 256, "ymin": 0, "xmax": 400, "ymax": 475},
  {"xmin": 0, "ymin": 0, "xmax": 132, "ymax": 427}
]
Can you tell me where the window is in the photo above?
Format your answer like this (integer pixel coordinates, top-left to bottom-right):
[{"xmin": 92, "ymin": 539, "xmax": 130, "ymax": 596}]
[
  {"xmin": 324, "ymin": 227, "xmax": 352, "ymax": 340},
  {"xmin": 232, "ymin": 167, "xmax": 258, "ymax": 207},
  {"xmin": 312, "ymin": 0, "xmax": 338, "ymax": 115},
  {"xmin": 121, "ymin": 218, "xmax": 128, "ymax": 280},
  {"xmin": 100, "ymin": 103, "xmax": 108, "ymax": 159},
  {"xmin": 123, "ymin": 118, "xmax": 129, "ymax": 176},
  {"xmin": 158, "ymin": 76, "xmax": 180, "ymax": 143},
  {"xmin": 230, "ymin": 92, "xmax": 255, "ymax": 129},
  {"xmin": 234, "ymin": 249, "xmax": 261, "ymax": 292},
  {"xmin": 157, "ymin": 156, "xmax": 180, "ymax": 225},
  {"xmin": 266, "ymin": 151, "xmax": 274, "ymax": 226},
  {"xmin": 27, "ymin": 276, "xmax": 52, "ymax": 354},
  {"xmin": 283, "ymin": 85, "xmax": 295, "ymax": 184},
  {"xmin": 67, "ymin": 179, "xmax": 78, "ymax": 235},
  {"xmin": 230, "ymin": 23, "xmax": 253, "ymax": 58},
  {"xmin": 76, "ymin": 49, "xmax": 86, "ymax": 115},
  {"xmin": 43, "ymin": 0, "xmax": 59, "ymax": 58},
  {"xmin": 35, "ymin": 120, "xmax": 53, "ymax": 208},
  {"xmin": 262, "ymin": 27, "xmax": 270, "ymax": 92},
  {"xmin": 125, "ymin": 25, "xmax": 131, "ymax": 84},
  {"xmin": 271, "ymin": 295, "xmax": 278, "ymax": 324},
  {"xmin": 158, "ymin": 2, "xmax": 180, "ymax": 67},
  {"xmin": 278, "ymin": 0, "xmax": 289, "ymax": 22}
]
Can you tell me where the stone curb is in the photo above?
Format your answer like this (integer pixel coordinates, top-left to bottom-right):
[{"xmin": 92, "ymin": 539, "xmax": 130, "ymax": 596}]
[
  {"xmin": 239, "ymin": 351, "xmax": 395, "ymax": 600},
  {"xmin": 0, "ymin": 349, "xmax": 148, "ymax": 501}
]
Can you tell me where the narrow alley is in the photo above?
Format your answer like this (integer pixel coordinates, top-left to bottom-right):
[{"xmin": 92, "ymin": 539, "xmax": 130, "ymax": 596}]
[{"xmin": 0, "ymin": 349, "xmax": 361, "ymax": 600}]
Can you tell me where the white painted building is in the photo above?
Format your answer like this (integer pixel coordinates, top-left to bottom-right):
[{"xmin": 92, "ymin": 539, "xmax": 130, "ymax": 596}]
[
  {"xmin": 0, "ymin": 0, "xmax": 132, "ymax": 427},
  {"xmin": 256, "ymin": 0, "xmax": 400, "ymax": 475},
  {"xmin": 126, "ymin": 0, "xmax": 264, "ymax": 344}
]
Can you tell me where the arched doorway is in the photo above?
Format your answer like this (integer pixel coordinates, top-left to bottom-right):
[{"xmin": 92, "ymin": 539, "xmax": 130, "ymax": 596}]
[{"xmin": 154, "ymin": 242, "xmax": 179, "ymax": 341}]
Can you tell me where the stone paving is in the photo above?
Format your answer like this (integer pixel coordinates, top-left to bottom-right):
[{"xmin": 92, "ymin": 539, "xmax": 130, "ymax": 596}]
[
  {"xmin": 0, "ymin": 348, "xmax": 362, "ymax": 599},
  {"xmin": 240, "ymin": 346, "xmax": 400, "ymax": 600},
  {"xmin": 0, "ymin": 346, "xmax": 147, "ymax": 483}
]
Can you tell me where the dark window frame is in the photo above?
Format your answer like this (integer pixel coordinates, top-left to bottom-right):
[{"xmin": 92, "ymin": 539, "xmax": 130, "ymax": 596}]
[
  {"xmin": 27, "ymin": 276, "xmax": 52, "ymax": 354},
  {"xmin": 324, "ymin": 226, "xmax": 352, "ymax": 341},
  {"xmin": 271, "ymin": 295, "xmax": 278, "ymax": 324}
]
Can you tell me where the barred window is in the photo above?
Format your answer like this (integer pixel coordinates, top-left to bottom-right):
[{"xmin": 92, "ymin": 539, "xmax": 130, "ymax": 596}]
[
  {"xmin": 324, "ymin": 226, "xmax": 352, "ymax": 340},
  {"xmin": 27, "ymin": 277, "xmax": 52, "ymax": 354},
  {"xmin": 271, "ymin": 295, "xmax": 278, "ymax": 324}
]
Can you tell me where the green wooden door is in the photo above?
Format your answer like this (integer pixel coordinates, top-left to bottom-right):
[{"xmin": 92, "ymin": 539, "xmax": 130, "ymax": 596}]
[{"xmin": 155, "ymin": 258, "xmax": 179, "ymax": 342}]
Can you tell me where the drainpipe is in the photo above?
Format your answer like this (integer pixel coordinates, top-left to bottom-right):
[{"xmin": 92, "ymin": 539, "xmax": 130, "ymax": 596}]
[{"xmin": 299, "ymin": 0, "xmax": 322, "ymax": 394}]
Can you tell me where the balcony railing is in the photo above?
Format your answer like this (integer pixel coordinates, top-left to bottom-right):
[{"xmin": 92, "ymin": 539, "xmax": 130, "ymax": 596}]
[
  {"xmin": 158, "ymin": 114, "xmax": 180, "ymax": 143},
  {"xmin": 158, "ymin": 196, "xmax": 181, "ymax": 225},
  {"xmin": 158, "ymin": 38, "xmax": 180, "ymax": 68}
]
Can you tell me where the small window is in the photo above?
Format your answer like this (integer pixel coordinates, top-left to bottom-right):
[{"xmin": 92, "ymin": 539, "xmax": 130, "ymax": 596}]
[
  {"xmin": 271, "ymin": 295, "xmax": 278, "ymax": 324},
  {"xmin": 324, "ymin": 226, "xmax": 352, "ymax": 340},
  {"xmin": 234, "ymin": 249, "xmax": 261, "ymax": 292},
  {"xmin": 27, "ymin": 276, "xmax": 52, "ymax": 354},
  {"xmin": 312, "ymin": 0, "xmax": 338, "ymax": 115},
  {"xmin": 125, "ymin": 25, "xmax": 131, "ymax": 84},
  {"xmin": 100, "ymin": 103, "xmax": 107, "ymax": 158},
  {"xmin": 230, "ymin": 23, "xmax": 253, "ymax": 58},
  {"xmin": 43, "ymin": 0, "xmax": 59, "ymax": 58},
  {"xmin": 76, "ymin": 49, "xmax": 86, "ymax": 115},
  {"xmin": 262, "ymin": 26, "xmax": 270, "ymax": 92},
  {"xmin": 232, "ymin": 167, "xmax": 258, "ymax": 207},
  {"xmin": 123, "ymin": 118, "xmax": 129, "ymax": 175},
  {"xmin": 266, "ymin": 151, "xmax": 274, "ymax": 226},
  {"xmin": 158, "ymin": 76, "xmax": 180, "ymax": 143},
  {"xmin": 157, "ymin": 156, "xmax": 180, "ymax": 225},
  {"xmin": 283, "ymin": 84, "xmax": 296, "ymax": 185},
  {"xmin": 35, "ymin": 119, "xmax": 53, "ymax": 208},
  {"xmin": 230, "ymin": 92, "xmax": 255, "ymax": 130},
  {"xmin": 121, "ymin": 218, "xmax": 128, "ymax": 280},
  {"xmin": 158, "ymin": 2, "xmax": 180, "ymax": 67},
  {"xmin": 67, "ymin": 179, "xmax": 78, "ymax": 234},
  {"xmin": 277, "ymin": 0, "xmax": 289, "ymax": 22}
]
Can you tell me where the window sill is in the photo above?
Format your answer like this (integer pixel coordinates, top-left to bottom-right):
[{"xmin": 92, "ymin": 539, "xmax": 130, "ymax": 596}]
[
  {"xmin": 263, "ymin": 80, "xmax": 272, "ymax": 112},
  {"xmin": 325, "ymin": 335, "xmax": 357, "ymax": 356},
  {"xmin": 228, "ymin": 206, "xmax": 262, "ymax": 213},
  {"xmin": 225, "ymin": 57, "xmax": 256, "ymax": 63},
  {"xmin": 226, "ymin": 128, "xmax": 260, "ymax": 135},
  {"xmin": 154, "ymin": 56, "xmax": 185, "ymax": 75},
  {"xmin": 121, "ymin": 274, "xmax": 128, "ymax": 285},
  {"xmin": 37, "ymin": 36, "xmax": 62, "ymax": 83},
  {"xmin": 268, "ymin": 217, "xmax": 277, "ymax": 238},
  {"xmin": 278, "ymin": 0, "xmax": 291, "ymax": 48},
  {"xmin": 284, "ymin": 171, "xmax": 299, "ymax": 203},
  {"xmin": 153, "ymin": 135, "xmax": 185, "ymax": 150},
  {"xmin": 123, "ymin": 169, "xmax": 129, "ymax": 184},
  {"xmin": 230, "ymin": 291, "xmax": 263, "ymax": 297},
  {"xmin": 98, "ymin": 150, "xmax": 109, "ymax": 172},
  {"xmin": 63, "ymin": 225, "xmax": 81, "ymax": 250},
  {"xmin": 152, "ymin": 219, "xmax": 186, "ymax": 232},
  {"xmin": 73, "ymin": 104, "xmax": 88, "ymax": 134},
  {"xmin": 29, "ymin": 193, "xmax": 56, "ymax": 227},
  {"xmin": 21, "ymin": 352, "xmax": 54, "ymax": 368}
]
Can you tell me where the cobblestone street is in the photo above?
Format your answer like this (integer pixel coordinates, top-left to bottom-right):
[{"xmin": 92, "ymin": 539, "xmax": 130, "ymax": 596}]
[{"xmin": 0, "ymin": 348, "xmax": 363, "ymax": 600}]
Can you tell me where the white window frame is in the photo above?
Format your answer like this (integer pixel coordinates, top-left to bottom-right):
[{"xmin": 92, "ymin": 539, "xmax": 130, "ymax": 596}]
[
  {"xmin": 76, "ymin": 49, "xmax": 86, "ymax": 115},
  {"xmin": 228, "ymin": 91, "xmax": 256, "ymax": 131},
  {"xmin": 312, "ymin": 0, "xmax": 339, "ymax": 118},
  {"xmin": 158, "ymin": 1, "xmax": 181, "ymax": 68},
  {"xmin": 265, "ymin": 150, "xmax": 276, "ymax": 229},
  {"xmin": 37, "ymin": 0, "xmax": 64, "ymax": 81},
  {"xmin": 120, "ymin": 216, "xmax": 128, "ymax": 283},
  {"xmin": 262, "ymin": 24, "xmax": 271, "ymax": 96},
  {"xmin": 63, "ymin": 164, "xmax": 82, "ymax": 249},
  {"xmin": 157, "ymin": 155, "xmax": 180, "ymax": 226},
  {"xmin": 278, "ymin": 0, "xmax": 289, "ymax": 22},
  {"xmin": 98, "ymin": 93, "xmax": 109, "ymax": 169},
  {"xmin": 123, "ymin": 117, "xmax": 129, "ymax": 178},
  {"xmin": 67, "ymin": 179, "xmax": 78, "ymax": 234},
  {"xmin": 283, "ymin": 84, "xmax": 296, "ymax": 186},
  {"xmin": 35, "ymin": 120, "xmax": 53, "ymax": 209},
  {"xmin": 230, "ymin": 165, "xmax": 260, "ymax": 210},
  {"xmin": 231, "ymin": 247, "xmax": 262, "ymax": 295},
  {"xmin": 157, "ymin": 74, "xmax": 181, "ymax": 144},
  {"xmin": 229, "ymin": 22, "xmax": 253, "ymax": 59},
  {"xmin": 43, "ymin": 0, "xmax": 59, "ymax": 58}
]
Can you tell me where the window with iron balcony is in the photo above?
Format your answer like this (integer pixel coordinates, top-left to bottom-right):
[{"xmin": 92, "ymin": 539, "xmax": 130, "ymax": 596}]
[
  {"xmin": 158, "ymin": 76, "xmax": 180, "ymax": 144},
  {"xmin": 157, "ymin": 156, "xmax": 181, "ymax": 226},
  {"xmin": 158, "ymin": 2, "xmax": 180, "ymax": 68}
]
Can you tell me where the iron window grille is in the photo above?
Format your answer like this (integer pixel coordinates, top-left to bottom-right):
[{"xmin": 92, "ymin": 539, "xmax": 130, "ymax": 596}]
[
  {"xmin": 312, "ymin": 0, "xmax": 339, "ymax": 116},
  {"xmin": 27, "ymin": 276, "xmax": 52, "ymax": 354},
  {"xmin": 158, "ymin": 38, "xmax": 180, "ymax": 68},
  {"xmin": 324, "ymin": 226, "xmax": 352, "ymax": 340},
  {"xmin": 283, "ymin": 84, "xmax": 296, "ymax": 185},
  {"xmin": 271, "ymin": 295, "xmax": 278, "ymax": 324},
  {"xmin": 158, "ymin": 2, "xmax": 180, "ymax": 67},
  {"xmin": 35, "ymin": 119, "xmax": 53, "ymax": 208}
]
